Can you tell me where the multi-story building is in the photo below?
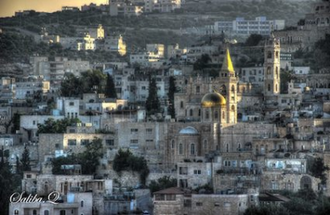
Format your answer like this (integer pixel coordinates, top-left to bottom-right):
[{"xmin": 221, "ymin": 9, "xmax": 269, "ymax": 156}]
[
  {"xmin": 29, "ymin": 57, "xmax": 90, "ymax": 81},
  {"xmin": 15, "ymin": 78, "xmax": 50, "ymax": 100},
  {"xmin": 214, "ymin": 17, "xmax": 285, "ymax": 36},
  {"xmin": 238, "ymin": 66, "xmax": 264, "ymax": 87}
]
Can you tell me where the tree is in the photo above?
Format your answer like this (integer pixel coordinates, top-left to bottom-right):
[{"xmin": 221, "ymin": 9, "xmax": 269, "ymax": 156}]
[
  {"xmin": 60, "ymin": 70, "xmax": 106, "ymax": 97},
  {"xmin": 148, "ymin": 176, "xmax": 177, "ymax": 194},
  {"xmin": 79, "ymin": 138, "xmax": 103, "ymax": 175},
  {"xmin": 51, "ymin": 138, "xmax": 103, "ymax": 175},
  {"xmin": 105, "ymin": 74, "xmax": 117, "ymax": 99},
  {"xmin": 309, "ymin": 157, "xmax": 329, "ymax": 185},
  {"xmin": 80, "ymin": 70, "xmax": 107, "ymax": 94},
  {"xmin": 0, "ymin": 146, "xmax": 21, "ymax": 215},
  {"xmin": 145, "ymin": 77, "xmax": 160, "ymax": 116},
  {"xmin": 37, "ymin": 118, "xmax": 81, "ymax": 134},
  {"xmin": 280, "ymin": 69, "xmax": 294, "ymax": 94},
  {"xmin": 10, "ymin": 112, "xmax": 21, "ymax": 134},
  {"xmin": 167, "ymin": 76, "xmax": 176, "ymax": 119},
  {"xmin": 60, "ymin": 73, "xmax": 84, "ymax": 97},
  {"xmin": 245, "ymin": 34, "xmax": 263, "ymax": 46},
  {"xmin": 113, "ymin": 149, "xmax": 149, "ymax": 185},
  {"xmin": 21, "ymin": 146, "xmax": 31, "ymax": 172},
  {"xmin": 193, "ymin": 54, "xmax": 212, "ymax": 71}
]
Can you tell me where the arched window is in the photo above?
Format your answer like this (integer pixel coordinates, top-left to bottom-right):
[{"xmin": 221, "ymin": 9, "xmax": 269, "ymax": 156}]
[
  {"xmin": 190, "ymin": 144, "xmax": 195, "ymax": 155},
  {"xmin": 196, "ymin": 86, "xmax": 200, "ymax": 93},
  {"xmin": 189, "ymin": 109, "xmax": 193, "ymax": 117},
  {"xmin": 179, "ymin": 143, "xmax": 183, "ymax": 155},
  {"xmin": 214, "ymin": 111, "xmax": 218, "ymax": 119},
  {"xmin": 81, "ymin": 201, "xmax": 84, "ymax": 207},
  {"xmin": 171, "ymin": 140, "xmax": 175, "ymax": 149},
  {"xmin": 44, "ymin": 210, "xmax": 49, "ymax": 215},
  {"xmin": 275, "ymin": 67, "xmax": 279, "ymax": 79},
  {"xmin": 206, "ymin": 110, "xmax": 209, "ymax": 119},
  {"xmin": 220, "ymin": 85, "xmax": 227, "ymax": 95},
  {"xmin": 14, "ymin": 210, "xmax": 19, "ymax": 215},
  {"xmin": 275, "ymin": 51, "xmax": 279, "ymax": 58},
  {"xmin": 231, "ymin": 85, "xmax": 235, "ymax": 92},
  {"xmin": 267, "ymin": 51, "xmax": 272, "ymax": 59},
  {"xmin": 275, "ymin": 84, "xmax": 278, "ymax": 92}
]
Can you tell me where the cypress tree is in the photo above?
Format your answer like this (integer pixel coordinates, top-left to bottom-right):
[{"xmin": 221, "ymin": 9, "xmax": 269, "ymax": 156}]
[
  {"xmin": 105, "ymin": 74, "xmax": 117, "ymax": 99},
  {"xmin": 145, "ymin": 77, "xmax": 160, "ymax": 116},
  {"xmin": 21, "ymin": 146, "xmax": 31, "ymax": 171},
  {"xmin": 168, "ymin": 76, "xmax": 176, "ymax": 119}
]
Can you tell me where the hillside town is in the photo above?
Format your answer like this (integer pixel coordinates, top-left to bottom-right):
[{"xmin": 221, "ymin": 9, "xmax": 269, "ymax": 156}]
[{"xmin": 0, "ymin": 0, "xmax": 330, "ymax": 215}]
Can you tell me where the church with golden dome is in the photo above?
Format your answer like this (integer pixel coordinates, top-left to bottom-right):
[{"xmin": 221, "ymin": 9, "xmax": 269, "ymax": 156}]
[{"xmin": 175, "ymin": 48, "xmax": 238, "ymax": 125}]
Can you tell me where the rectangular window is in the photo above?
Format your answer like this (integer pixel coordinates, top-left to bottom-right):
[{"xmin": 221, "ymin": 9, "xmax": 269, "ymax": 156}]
[
  {"xmin": 146, "ymin": 139, "xmax": 153, "ymax": 143},
  {"xmin": 194, "ymin": 170, "xmax": 201, "ymax": 175},
  {"xmin": 106, "ymin": 139, "xmax": 114, "ymax": 146},
  {"xmin": 155, "ymin": 194, "xmax": 165, "ymax": 201},
  {"xmin": 131, "ymin": 129, "xmax": 138, "ymax": 134},
  {"xmin": 179, "ymin": 167, "xmax": 188, "ymax": 175},
  {"xmin": 69, "ymin": 102, "xmax": 74, "ymax": 106},
  {"xmin": 81, "ymin": 139, "xmax": 90, "ymax": 146},
  {"xmin": 196, "ymin": 202, "xmax": 203, "ymax": 206},
  {"xmin": 130, "ymin": 139, "xmax": 138, "ymax": 144},
  {"xmin": 146, "ymin": 128, "xmax": 152, "ymax": 134},
  {"xmin": 68, "ymin": 139, "xmax": 77, "ymax": 146},
  {"xmin": 166, "ymin": 194, "xmax": 176, "ymax": 201}
]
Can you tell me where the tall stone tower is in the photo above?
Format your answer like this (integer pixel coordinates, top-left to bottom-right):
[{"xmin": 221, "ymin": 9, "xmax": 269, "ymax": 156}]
[
  {"xmin": 264, "ymin": 35, "xmax": 281, "ymax": 97},
  {"xmin": 218, "ymin": 49, "xmax": 238, "ymax": 124}
]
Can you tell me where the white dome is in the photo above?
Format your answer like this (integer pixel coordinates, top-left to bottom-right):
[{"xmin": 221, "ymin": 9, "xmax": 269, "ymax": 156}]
[{"xmin": 179, "ymin": 126, "xmax": 198, "ymax": 135}]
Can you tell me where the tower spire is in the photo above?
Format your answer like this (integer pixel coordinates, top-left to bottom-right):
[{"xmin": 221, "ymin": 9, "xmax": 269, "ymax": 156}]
[{"xmin": 221, "ymin": 48, "xmax": 235, "ymax": 74}]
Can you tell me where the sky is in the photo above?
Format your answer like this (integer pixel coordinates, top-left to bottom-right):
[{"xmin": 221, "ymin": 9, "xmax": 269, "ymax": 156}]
[{"xmin": 0, "ymin": 0, "xmax": 107, "ymax": 18}]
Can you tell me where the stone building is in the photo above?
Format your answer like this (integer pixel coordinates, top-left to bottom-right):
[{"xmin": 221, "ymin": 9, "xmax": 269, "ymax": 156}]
[
  {"xmin": 153, "ymin": 187, "xmax": 256, "ymax": 215},
  {"xmin": 174, "ymin": 48, "xmax": 238, "ymax": 123},
  {"xmin": 38, "ymin": 132, "xmax": 116, "ymax": 166}
]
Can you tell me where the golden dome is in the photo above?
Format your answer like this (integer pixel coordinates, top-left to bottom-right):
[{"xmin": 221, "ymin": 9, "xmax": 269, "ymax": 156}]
[{"xmin": 201, "ymin": 92, "xmax": 226, "ymax": 108}]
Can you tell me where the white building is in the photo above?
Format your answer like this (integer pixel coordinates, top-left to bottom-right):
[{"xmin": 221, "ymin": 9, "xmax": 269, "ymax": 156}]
[
  {"xmin": 214, "ymin": 17, "xmax": 285, "ymax": 36},
  {"xmin": 15, "ymin": 80, "xmax": 50, "ymax": 99},
  {"xmin": 29, "ymin": 57, "xmax": 90, "ymax": 81},
  {"xmin": 292, "ymin": 66, "xmax": 310, "ymax": 75}
]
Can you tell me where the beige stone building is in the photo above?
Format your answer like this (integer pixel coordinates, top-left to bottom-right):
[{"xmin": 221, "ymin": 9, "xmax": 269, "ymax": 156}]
[{"xmin": 153, "ymin": 187, "xmax": 256, "ymax": 215}]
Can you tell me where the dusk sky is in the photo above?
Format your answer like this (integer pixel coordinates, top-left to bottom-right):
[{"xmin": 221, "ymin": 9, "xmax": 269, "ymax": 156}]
[{"xmin": 0, "ymin": 0, "xmax": 107, "ymax": 18}]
